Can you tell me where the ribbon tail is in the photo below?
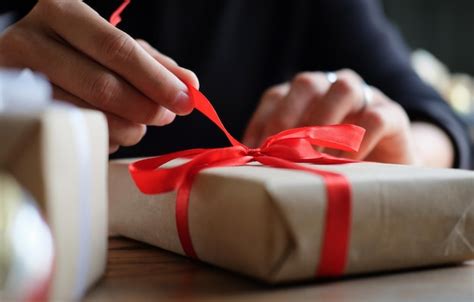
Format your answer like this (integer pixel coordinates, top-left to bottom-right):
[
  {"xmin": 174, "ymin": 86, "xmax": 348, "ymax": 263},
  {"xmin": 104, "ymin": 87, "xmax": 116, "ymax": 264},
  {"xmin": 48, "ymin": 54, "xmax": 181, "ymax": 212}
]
[
  {"xmin": 109, "ymin": 0, "xmax": 131, "ymax": 26},
  {"xmin": 111, "ymin": 0, "xmax": 356, "ymax": 279},
  {"xmin": 129, "ymin": 149, "xmax": 208, "ymax": 194},
  {"xmin": 186, "ymin": 83, "xmax": 243, "ymax": 147}
]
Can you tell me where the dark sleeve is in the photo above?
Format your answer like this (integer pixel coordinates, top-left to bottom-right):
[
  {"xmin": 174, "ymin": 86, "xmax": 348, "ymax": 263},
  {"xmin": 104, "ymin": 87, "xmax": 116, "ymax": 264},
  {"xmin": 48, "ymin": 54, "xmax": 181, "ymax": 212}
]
[
  {"xmin": 0, "ymin": 1, "xmax": 114, "ymax": 20},
  {"xmin": 0, "ymin": 1, "xmax": 36, "ymax": 19},
  {"xmin": 320, "ymin": 0, "xmax": 472, "ymax": 169}
]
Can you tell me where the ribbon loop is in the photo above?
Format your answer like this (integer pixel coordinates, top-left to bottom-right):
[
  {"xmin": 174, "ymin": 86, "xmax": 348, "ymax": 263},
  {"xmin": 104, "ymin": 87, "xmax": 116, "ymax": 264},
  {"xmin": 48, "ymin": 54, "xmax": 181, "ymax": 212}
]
[
  {"xmin": 128, "ymin": 85, "xmax": 364, "ymax": 277},
  {"xmin": 111, "ymin": 0, "xmax": 365, "ymax": 278},
  {"xmin": 262, "ymin": 124, "xmax": 364, "ymax": 152}
]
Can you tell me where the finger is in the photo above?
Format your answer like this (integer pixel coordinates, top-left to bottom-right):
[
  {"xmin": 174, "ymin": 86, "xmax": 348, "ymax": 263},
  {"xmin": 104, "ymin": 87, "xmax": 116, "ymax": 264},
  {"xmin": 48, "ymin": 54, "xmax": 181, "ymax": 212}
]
[
  {"xmin": 340, "ymin": 106, "xmax": 387, "ymax": 160},
  {"xmin": 105, "ymin": 111, "xmax": 148, "ymax": 149},
  {"xmin": 136, "ymin": 39, "xmax": 200, "ymax": 90},
  {"xmin": 19, "ymin": 26, "xmax": 175, "ymax": 126},
  {"xmin": 302, "ymin": 69, "xmax": 366, "ymax": 126},
  {"xmin": 340, "ymin": 100, "xmax": 404, "ymax": 161},
  {"xmin": 37, "ymin": 0, "xmax": 193, "ymax": 115},
  {"xmin": 242, "ymin": 83, "xmax": 289, "ymax": 147},
  {"xmin": 52, "ymin": 85, "xmax": 147, "ymax": 151},
  {"xmin": 109, "ymin": 144, "xmax": 120, "ymax": 154},
  {"xmin": 260, "ymin": 72, "xmax": 330, "ymax": 140}
]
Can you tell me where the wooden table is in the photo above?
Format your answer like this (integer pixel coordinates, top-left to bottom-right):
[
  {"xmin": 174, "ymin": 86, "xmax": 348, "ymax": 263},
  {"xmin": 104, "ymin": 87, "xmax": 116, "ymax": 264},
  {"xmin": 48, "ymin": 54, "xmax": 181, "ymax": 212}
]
[{"xmin": 85, "ymin": 237, "xmax": 474, "ymax": 302}]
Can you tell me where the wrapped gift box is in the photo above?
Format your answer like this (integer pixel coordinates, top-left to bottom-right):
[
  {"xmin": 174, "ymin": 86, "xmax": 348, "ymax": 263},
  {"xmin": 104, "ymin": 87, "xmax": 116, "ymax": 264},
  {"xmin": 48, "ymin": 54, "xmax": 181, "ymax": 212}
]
[
  {"xmin": 109, "ymin": 160, "xmax": 474, "ymax": 283},
  {"xmin": 0, "ymin": 106, "xmax": 108, "ymax": 299}
]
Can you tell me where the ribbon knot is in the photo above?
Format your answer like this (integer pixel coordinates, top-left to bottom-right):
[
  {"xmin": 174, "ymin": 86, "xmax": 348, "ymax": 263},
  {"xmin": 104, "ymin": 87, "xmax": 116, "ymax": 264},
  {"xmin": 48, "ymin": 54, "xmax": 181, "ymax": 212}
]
[
  {"xmin": 247, "ymin": 148, "xmax": 262, "ymax": 157},
  {"xmin": 110, "ymin": 0, "xmax": 366, "ymax": 281},
  {"xmin": 129, "ymin": 84, "xmax": 366, "ymax": 277}
]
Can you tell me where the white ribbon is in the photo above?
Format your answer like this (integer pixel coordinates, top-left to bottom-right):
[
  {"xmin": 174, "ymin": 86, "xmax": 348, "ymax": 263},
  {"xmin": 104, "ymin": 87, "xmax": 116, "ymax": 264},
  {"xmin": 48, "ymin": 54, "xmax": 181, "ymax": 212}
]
[
  {"xmin": 0, "ymin": 68, "xmax": 95, "ymax": 300},
  {"xmin": 68, "ymin": 109, "xmax": 93, "ymax": 300},
  {"xmin": 0, "ymin": 69, "xmax": 51, "ymax": 113}
]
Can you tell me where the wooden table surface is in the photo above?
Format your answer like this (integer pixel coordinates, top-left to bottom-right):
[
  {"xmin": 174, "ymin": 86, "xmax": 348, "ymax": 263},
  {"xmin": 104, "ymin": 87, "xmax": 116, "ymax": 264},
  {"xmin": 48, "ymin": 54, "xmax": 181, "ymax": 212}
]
[{"xmin": 85, "ymin": 237, "xmax": 474, "ymax": 302}]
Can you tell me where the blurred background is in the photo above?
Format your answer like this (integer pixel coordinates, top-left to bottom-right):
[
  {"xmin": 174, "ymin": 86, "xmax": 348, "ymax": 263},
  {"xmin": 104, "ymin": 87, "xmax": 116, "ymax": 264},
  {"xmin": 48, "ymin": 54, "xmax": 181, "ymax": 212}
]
[
  {"xmin": 383, "ymin": 0, "xmax": 474, "ymax": 74},
  {"xmin": 382, "ymin": 0, "xmax": 474, "ymax": 146},
  {"xmin": 1, "ymin": 0, "xmax": 474, "ymax": 149}
]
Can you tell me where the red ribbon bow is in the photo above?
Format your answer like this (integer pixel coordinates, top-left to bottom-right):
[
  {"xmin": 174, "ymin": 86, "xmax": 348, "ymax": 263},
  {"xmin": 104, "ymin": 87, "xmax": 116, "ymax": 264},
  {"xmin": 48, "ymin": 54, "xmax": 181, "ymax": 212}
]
[
  {"xmin": 110, "ymin": 1, "xmax": 365, "ymax": 277},
  {"xmin": 129, "ymin": 85, "xmax": 365, "ymax": 277}
]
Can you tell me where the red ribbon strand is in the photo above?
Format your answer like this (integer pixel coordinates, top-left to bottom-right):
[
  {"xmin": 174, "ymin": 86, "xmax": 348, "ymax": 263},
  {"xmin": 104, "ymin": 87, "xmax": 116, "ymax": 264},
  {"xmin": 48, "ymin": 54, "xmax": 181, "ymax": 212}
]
[
  {"xmin": 129, "ymin": 84, "xmax": 365, "ymax": 276},
  {"xmin": 111, "ymin": 1, "xmax": 365, "ymax": 277},
  {"xmin": 109, "ymin": 0, "xmax": 131, "ymax": 26}
]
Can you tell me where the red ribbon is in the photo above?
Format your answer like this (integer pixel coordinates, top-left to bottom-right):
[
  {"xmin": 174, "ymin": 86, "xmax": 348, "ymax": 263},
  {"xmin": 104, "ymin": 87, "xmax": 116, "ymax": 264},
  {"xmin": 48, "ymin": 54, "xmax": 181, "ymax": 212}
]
[
  {"xmin": 110, "ymin": 0, "xmax": 365, "ymax": 277},
  {"xmin": 129, "ymin": 84, "xmax": 365, "ymax": 276},
  {"xmin": 109, "ymin": 0, "xmax": 131, "ymax": 26}
]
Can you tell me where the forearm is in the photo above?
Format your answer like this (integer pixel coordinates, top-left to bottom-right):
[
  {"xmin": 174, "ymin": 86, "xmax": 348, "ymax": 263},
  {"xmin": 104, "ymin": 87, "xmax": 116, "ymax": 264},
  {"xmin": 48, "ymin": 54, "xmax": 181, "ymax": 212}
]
[{"xmin": 411, "ymin": 122, "xmax": 454, "ymax": 168}]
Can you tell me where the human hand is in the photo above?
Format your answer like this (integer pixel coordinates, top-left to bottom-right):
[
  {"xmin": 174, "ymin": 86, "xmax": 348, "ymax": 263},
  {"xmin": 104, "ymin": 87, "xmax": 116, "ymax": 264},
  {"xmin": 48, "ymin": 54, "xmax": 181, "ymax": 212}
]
[
  {"xmin": 243, "ymin": 69, "xmax": 422, "ymax": 165},
  {"xmin": 0, "ymin": 0, "xmax": 199, "ymax": 153}
]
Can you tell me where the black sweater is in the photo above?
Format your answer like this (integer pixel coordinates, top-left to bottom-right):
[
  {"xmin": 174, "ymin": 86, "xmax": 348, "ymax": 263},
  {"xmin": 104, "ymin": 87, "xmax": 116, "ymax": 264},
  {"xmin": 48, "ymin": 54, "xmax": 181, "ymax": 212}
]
[{"xmin": 2, "ymin": 0, "xmax": 471, "ymax": 168}]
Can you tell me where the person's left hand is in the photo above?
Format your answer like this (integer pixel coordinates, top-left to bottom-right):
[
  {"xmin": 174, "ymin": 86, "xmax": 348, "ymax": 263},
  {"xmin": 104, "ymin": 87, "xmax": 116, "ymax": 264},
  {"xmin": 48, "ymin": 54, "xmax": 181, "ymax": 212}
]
[{"xmin": 242, "ymin": 69, "xmax": 421, "ymax": 165}]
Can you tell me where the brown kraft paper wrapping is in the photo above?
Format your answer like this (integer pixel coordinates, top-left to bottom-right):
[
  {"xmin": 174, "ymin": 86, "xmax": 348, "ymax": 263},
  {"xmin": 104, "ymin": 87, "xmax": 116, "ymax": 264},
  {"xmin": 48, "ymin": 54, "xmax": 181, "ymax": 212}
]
[{"xmin": 109, "ymin": 160, "xmax": 474, "ymax": 283}]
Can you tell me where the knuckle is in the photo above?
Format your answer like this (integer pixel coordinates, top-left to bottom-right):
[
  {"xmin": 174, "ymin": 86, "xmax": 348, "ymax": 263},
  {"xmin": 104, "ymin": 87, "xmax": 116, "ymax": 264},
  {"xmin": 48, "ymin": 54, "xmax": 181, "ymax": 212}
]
[
  {"xmin": 389, "ymin": 102, "xmax": 410, "ymax": 126},
  {"xmin": 142, "ymin": 105, "xmax": 161, "ymax": 125},
  {"xmin": 262, "ymin": 85, "xmax": 287, "ymax": 101},
  {"xmin": 142, "ymin": 105, "xmax": 175, "ymax": 125},
  {"xmin": 311, "ymin": 72, "xmax": 327, "ymax": 83},
  {"xmin": 364, "ymin": 109, "xmax": 386, "ymax": 129},
  {"xmin": 157, "ymin": 111, "xmax": 176, "ymax": 126},
  {"xmin": 292, "ymin": 72, "xmax": 317, "ymax": 90},
  {"xmin": 108, "ymin": 117, "xmax": 146, "ymax": 147},
  {"xmin": 262, "ymin": 88, "xmax": 280, "ymax": 102},
  {"xmin": 338, "ymin": 68, "xmax": 360, "ymax": 81},
  {"xmin": 268, "ymin": 115, "xmax": 292, "ymax": 132},
  {"xmin": 332, "ymin": 76, "xmax": 358, "ymax": 99},
  {"xmin": 0, "ymin": 25, "xmax": 42, "ymax": 66},
  {"xmin": 161, "ymin": 113, "xmax": 176, "ymax": 126},
  {"xmin": 89, "ymin": 74, "xmax": 119, "ymax": 108},
  {"xmin": 389, "ymin": 101, "xmax": 405, "ymax": 114},
  {"xmin": 180, "ymin": 68, "xmax": 198, "ymax": 84},
  {"xmin": 122, "ymin": 124, "xmax": 146, "ymax": 146},
  {"xmin": 101, "ymin": 33, "xmax": 136, "ymax": 64},
  {"xmin": 330, "ymin": 81, "xmax": 360, "ymax": 108}
]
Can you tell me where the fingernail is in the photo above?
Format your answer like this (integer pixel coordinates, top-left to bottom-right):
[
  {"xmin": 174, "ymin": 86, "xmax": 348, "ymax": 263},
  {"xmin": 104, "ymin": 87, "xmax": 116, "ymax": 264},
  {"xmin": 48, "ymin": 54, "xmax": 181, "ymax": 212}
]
[{"xmin": 172, "ymin": 91, "xmax": 194, "ymax": 115}]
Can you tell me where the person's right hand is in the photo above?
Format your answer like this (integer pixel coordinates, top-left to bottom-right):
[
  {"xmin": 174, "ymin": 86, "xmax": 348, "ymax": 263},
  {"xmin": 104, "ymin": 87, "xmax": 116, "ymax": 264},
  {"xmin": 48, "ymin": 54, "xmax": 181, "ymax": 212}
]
[{"xmin": 0, "ymin": 0, "xmax": 199, "ymax": 153}]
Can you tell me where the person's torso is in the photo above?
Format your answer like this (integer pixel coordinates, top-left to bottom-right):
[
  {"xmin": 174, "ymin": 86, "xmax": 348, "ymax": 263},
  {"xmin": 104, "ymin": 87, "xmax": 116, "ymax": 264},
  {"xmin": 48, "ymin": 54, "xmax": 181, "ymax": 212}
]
[{"xmin": 94, "ymin": 0, "xmax": 334, "ymax": 158}]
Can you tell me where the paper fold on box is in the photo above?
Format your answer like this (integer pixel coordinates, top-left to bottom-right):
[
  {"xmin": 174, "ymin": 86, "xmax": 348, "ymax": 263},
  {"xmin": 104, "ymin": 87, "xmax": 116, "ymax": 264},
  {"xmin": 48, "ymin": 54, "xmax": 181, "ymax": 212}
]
[{"xmin": 109, "ymin": 160, "xmax": 474, "ymax": 283}]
